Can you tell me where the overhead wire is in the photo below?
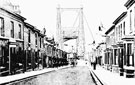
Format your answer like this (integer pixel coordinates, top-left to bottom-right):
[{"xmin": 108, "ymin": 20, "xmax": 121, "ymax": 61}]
[
  {"xmin": 83, "ymin": 14, "xmax": 95, "ymax": 44},
  {"xmin": 72, "ymin": 12, "xmax": 80, "ymax": 27}
]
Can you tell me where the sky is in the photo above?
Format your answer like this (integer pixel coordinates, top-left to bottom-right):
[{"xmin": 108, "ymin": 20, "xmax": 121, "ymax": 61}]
[{"xmin": 10, "ymin": 0, "xmax": 127, "ymax": 50}]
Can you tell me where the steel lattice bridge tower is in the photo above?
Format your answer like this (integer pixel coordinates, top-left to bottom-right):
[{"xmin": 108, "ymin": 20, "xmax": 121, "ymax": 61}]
[{"xmin": 56, "ymin": 6, "xmax": 85, "ymax": 58}]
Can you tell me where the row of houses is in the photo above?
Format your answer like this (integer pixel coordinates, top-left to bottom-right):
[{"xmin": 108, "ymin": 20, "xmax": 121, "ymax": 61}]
[
  {"xmin": 94, "ymin": 0, "xmax": 135, "ymax": 78},
  {"xmin": 0, "ymin": 1, "xmax": 61, "ymax": 75}
]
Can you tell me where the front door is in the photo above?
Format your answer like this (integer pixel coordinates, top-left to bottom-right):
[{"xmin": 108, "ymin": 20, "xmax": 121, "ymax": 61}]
[{"xmin": 9, "ymin": 45, "xmax": 16, "ymax": 74}]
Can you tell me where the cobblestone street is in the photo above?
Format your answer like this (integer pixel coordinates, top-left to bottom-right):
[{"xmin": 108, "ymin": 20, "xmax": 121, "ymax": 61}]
[{"xmin": 9, "ymin": 66, "xmax": 96, "ymax": 85}]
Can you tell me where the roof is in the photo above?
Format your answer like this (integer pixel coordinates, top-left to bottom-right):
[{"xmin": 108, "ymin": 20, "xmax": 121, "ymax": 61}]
[
  {"xmin": 34, "ymin": 28, "xmax": 40, "ymax": 33},
  {"xmin": 46, "ymin": 37, "xmax": 55, "ymax": 44},
  {"xmin": 105, "ymin": 25, "xmax": 115, "ymax": 35},
  {"xmin": 25, "ymin": 22, "xmax": 35, "ymax": 31},
  {"xmin": 25, "ymin": 22, "xmax": 45, "ymax": 37},
  {"xmin": 124, "ymin": 0, "xmax": 135, "ymax": 9},
  {"xmin": 113, "ymin": 12, "xmax": 127, "ymax": 25},
  {"xmin": 0, "ymin": 8, "xmax": 26, "ymax": 21},
  {"xmin": 34, "ymin": 28, "xmax": 45, "ymax": 37},
  {"xmin": 39, "ymin": 32, "xmax": 45, "ymax": 37},
  {"xmin": 44, "ymin": 40, "xmax": 51, "ymax": 44}
]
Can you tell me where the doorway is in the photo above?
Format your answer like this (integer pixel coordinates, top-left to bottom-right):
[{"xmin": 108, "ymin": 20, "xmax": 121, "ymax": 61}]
[{"xmin": 9, "ymin": 45, "xmax": 16, "ymax": 74}]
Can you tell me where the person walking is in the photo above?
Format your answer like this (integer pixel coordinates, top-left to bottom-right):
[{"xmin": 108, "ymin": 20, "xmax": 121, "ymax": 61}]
[{"xmin": 93, "ymin": 57, "xmax": 97, "ymax": 70}]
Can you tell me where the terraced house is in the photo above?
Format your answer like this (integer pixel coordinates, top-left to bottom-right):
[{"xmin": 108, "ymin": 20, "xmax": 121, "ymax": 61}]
[
  {"xmin": 104, "ymin": 25, "xmax": 115, "ymax": 72},
  {"xmin": 123, "ymin": 0, "xmax": 135, "ymax": 78},
  {"xmin": 105, "ymin": 11, "xmax": 133, "ymax": 78},
  {"xmin": 0, "ymin": 1, "xmax": 69, "ymax": 77},
  {"xmin": 112, "ymin": 11, "xmax": 127, "ymax": 76},
  {"xmin": 0, "ymin": 2, "xmax": 26, "ymax": 75},
  {"xmin": 104, "ymin": 0, "xmax": 135, "ymax": 78},
  {"xmin": 0, "ymin": 1, "xmax": 46, "ymax": 75},
  {"xmin": 24, "ymin": 22, "xmax": 45, "ymax": 70}
]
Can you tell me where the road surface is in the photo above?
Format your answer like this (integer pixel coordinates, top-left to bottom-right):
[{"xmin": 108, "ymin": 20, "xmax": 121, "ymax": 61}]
[{"xmin": 8, "ymin": 66, "xmax": 96, "ymax": 85}]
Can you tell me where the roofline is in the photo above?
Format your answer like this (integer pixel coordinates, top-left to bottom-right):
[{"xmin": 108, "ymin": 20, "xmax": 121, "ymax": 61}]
[
  {"xmin": 25, "ymin": 22, "xmax": 35, "ymax": 31},
  {"xmin": 0, "ymin": 8, "xmax": 26, "ymax": 21},
  {"xmin": 25, "ymin": 22, "xmax": 34, "ymax": 28},
  {"xmin": 39, "ymin": 32, "xmax": 45, "ymax": 37},
  {"xmin": 25, "ymin": 22, "xmax": 40, "ymax": 33},
  {"xmin": 25, "ymin": 23, "xmax": 45, "ymax": 37},
  {"xmin": 113, "ymin": 12, "xmax": 127, "ymax": 25},
  {"xmin": 124, "ymin": 0, "xmax": 135, "ymax": 9},
  {"xmin": 34, "ymin": 28, "xmax": 45, "ymax": 37},
  {"xmin": 105, "ymin": 25, "xmax": 115, "ymax": 35},
  {"xmin": 34, "ymin": 28, "xmax": 40, "ymax": 33}
]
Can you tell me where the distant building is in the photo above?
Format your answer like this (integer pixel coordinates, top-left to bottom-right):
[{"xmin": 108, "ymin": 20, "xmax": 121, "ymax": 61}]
[
  {"xmin": 104, "ymin": 25, "xmax": 115, "ymax": 71},
  {"xmin": 95, "ymin": 42, "xmax": 106, "ymax": 66}
]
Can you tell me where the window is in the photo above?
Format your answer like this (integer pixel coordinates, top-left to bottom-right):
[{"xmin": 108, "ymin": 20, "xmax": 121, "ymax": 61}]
[
  {"xmin": 117, "ymin": 26, "xmax": 118, "ymax": 41},
  {"xmin": 127, "ymin": 43, "xmax": 133, "ymax": 66},
  {"xmin": 130, "ymin": 10, "xmax": 132, "ymax": 32},
  {"xmin": 114, "ymin": 49, "xmax": 117, "ymax": 65},
  {"xmin": 40, "ymin": 37, "xmax": 41, "ymax": 48},
  {"xmin": 111, "ymin": 50, "xmax": 113, "ymax": 65},
  {"xmin": 123, "ymin": 22, "xmax": 125, "ymax": 35},
  {"xmin": 0, "ymin": 40, "xmax": 9, "ymax": 68},
  {"xmin": 116, "ymin": 49, "xmax": 119, "ymax": 65},
  {"xmin": 116, "ymin": 27, "xmax": 118, "ymax": 42},
  {"xmin": 127, "ymin": 43, "xmax": 131, "ymax": 56},
  {"xmin": 28, "ymin": 30, "xmax": 30, "ymax": 43},
  {"xmin": 134, "ymin": 7, "xmax": 135, "ymax": 31},
  {"xmin": 0, "ymin": 17, "xmax": 4, "ymax": 36},
  {"xmin": 119, "ymin": 25, "xmax": 120, "ymax": 40},
  {"xmin": 124, "ymin": 44, "xmax": 126, "ymax": 65},
  {"xmin": 11, "ymin": 21, "xmax": 14, "ymax": 38},
  {"xmin": 35, "ymin": 33, "xmax": 38, "ymax": 45},
  {"xmin": 18, "ymin": 24, "xmax": 21, "ymax": 39},
  {"xmin": 121, "ymin": 24, "xmax": 122, "ymax": 38}
]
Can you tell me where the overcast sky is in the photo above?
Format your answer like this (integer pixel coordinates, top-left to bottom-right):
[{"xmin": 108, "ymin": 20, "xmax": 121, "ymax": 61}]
[{"xmin": 11, "ymin": 0, "xmax": 127, "ymax": 46}]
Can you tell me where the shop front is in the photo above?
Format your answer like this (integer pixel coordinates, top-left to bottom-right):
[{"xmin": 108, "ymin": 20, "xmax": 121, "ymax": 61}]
[
  {"xmin": 104, "ymin": 48, "xmax": 112, "ymax": 70},
  {"xmin": 16, "ymin": 40, "xmax": 24, "ymax": 72},
  {"xmin": 122, "ymin": 35, "xmax": 134, "ymax": 78},
  {"xmin": 0, "ymin": 38, "xmax": 9, "ymax": 76},
  {"xmin": 111, "ymin": 44, "xmax": 119, "ymax": 73}
]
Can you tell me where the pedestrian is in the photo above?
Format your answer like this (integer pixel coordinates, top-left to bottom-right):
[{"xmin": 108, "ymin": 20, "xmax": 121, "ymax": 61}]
[
  {"xmin": 93, "ymin": 62, "xmax": 96, "ymax": 70},
  {"xmin": 93, "ymin": 57, "xmax": 97, "ymax": 70}
]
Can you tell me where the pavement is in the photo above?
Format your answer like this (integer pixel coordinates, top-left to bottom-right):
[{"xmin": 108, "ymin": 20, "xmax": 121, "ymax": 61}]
[
  {"xmin": 0, "ymin": 65, "xmax": 71, "ymax": 84},
  {"xmin": 2, "ymin": 60, "xmax": 135, "ymax": 85},
  {"xmin": 90, "ymin": 65, "xmax": 135, "ymax": 85}
]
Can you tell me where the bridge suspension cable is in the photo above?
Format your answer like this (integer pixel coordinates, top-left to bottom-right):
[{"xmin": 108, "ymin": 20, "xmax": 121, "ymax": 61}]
[{"xmin": 83, "ymin": 14, "xmax": 95, "ymax": 44}]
